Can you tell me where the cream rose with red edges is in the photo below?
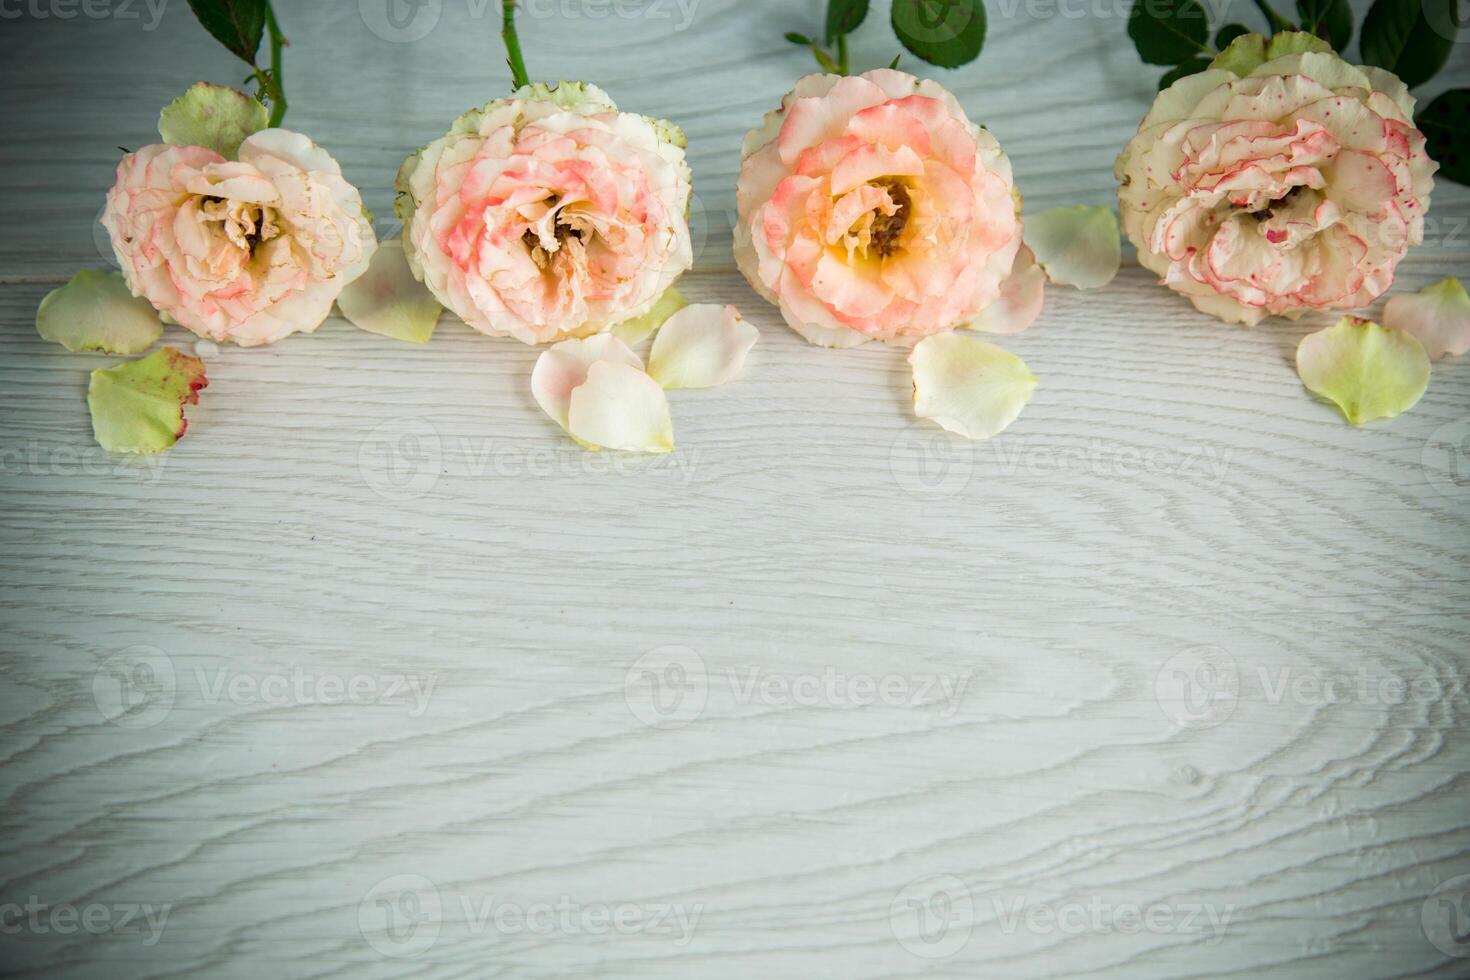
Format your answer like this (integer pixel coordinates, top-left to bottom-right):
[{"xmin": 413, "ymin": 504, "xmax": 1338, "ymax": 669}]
[
  {"xmin": 396, "ymin": 81, "xmax": 693, "ymax": 347},
  {"xmin": 1116, "ymin": 39, "xmax": 1437, "ymax": 325},
  {"xmin": 102, "ymin": 130, "xmax": 375, "ymax": 347},
  {"xmin": 735, "ymin": 69, "xmax": 1027, "ymax": 348}
]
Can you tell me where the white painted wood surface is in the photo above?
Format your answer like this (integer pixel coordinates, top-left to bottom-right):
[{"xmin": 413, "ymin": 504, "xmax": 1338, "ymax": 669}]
[{"xmin": 2, "ymin": 2, "xmax": 1469, "ymax": 977}]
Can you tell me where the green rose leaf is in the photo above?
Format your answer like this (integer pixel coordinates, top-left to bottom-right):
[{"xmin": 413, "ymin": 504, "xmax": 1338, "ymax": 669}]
[
  {"xmin": 1297, "ymin": 0, "xmax": 1354, "ymax": 50},
  {"xmin": 1417, "ymin": 88, "xmax": 1468, "ymax": 186},
  {"xmin": 1160, "ymin": 57, "xmax": 1213, "ymax": 89},
  {"xmin": 891, "ymin": 0, "xmax": 987, "ymax": 69},
  {"xmin": 785, "ymin": 31, "xmax": 814, "ymax": 45},
  {"xmin": 825, "ymin": 0, "xmax": 870, "ymax": 43},
  {"xmin": 1361, "ymin": 0, "xmax": 1460, "ymax": 89},
  {"xmin": 89, "ymin": 347, "xmax": 209, "ymax": 454},
  {"xmin": 158, "ymin": 82, "xmax": 269, "ymax": 159},
  {"xmin": 1296, "ymin": 316, "xmax": 1430, "ymax": 425},
  {"xmin": 186, "ymin": 0, "xmax": 266, "ymax": 66},
  {"xmin": 36, "ymin": 269, "xmax": 162, "ymax": 355},
  {"xmin": 336, "ymin": 243, "xmax": 442, "ymax": 344},
  {"xmin": 1214, "ymin": 23, "xmax": 1251, "ymax": 49},
  {"xmin": 1128, "ymin": 0, "xmax": 1210, "ymax": 67}
]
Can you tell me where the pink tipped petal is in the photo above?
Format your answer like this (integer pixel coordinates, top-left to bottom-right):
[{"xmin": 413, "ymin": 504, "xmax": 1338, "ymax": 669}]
[
  {"xmin": 531, "ymin": 333, "xmax": 643, "ymax": 432},
  {"xmin": 648, "ymin": 304, "xmax": 759, "ymax": 389},
  {"xmin": 969, "ymin": 247, "xmax": 1047, "ymax": 335},
  {"xmin": 1383, "ymin": 278, "xmax": 1470, "ymax": 360}
]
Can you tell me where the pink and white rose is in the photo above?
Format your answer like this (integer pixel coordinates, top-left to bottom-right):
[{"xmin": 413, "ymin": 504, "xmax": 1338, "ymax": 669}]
[
  {"xmin": 1116, "ymin": 36, "xmax": 1437, "ymax": 325},
  {"xmin": 102, "ymin": 129, "xmax": 375, "ymax": 346},
  {"xmin": 396, "ymin": 82, "xmax": 693, "ymax": 346},
  {"xmin": 734, "ymin": 69, "xmax": 1027, "ymax": 347}
]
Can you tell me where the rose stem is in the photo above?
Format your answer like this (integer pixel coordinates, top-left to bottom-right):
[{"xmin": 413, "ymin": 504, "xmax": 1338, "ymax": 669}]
[{"xmin": 502, "ymin": 0, "xmax": 532, "ymax": 91}]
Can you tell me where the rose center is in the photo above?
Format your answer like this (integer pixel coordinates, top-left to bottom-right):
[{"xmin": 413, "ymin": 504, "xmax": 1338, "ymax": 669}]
[
  {"xmin": 201, "ymin": 195, "xmax": 282, "ymax": 257},
  {"xmin": 869, "ymin": 178, "xmax": 912, "ymax": 258}
]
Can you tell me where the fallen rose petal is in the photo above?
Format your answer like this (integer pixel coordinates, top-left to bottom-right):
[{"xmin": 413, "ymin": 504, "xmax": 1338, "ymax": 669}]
[
  {"xmin": 1296, "ymin": 316, "xmax": 1430, "ymax": 425},
  {"xmin": 567, "ymin": 361, "xmax": 674, "ymax": 453},
  {"xmin": 1383, "ymin": 278, "xmax": 1470, "ymax": 361},
  {"xmin": 531, "ymin": 334, "xmax": 644, "ymax": 433},
  {"xmin": 337, "ymin": 242, "xmax": 443, "ymax": 344},
  {"xmin": 910, "ymin": 333, "xmax": 1038, "ymax": 440},
  {"xmin": 157, "ymin": 82, "xmax": 269, "ymax": 159},
  {"xmin": 1024, "ymin": 206, "xmax": 1122, "ymax": 290},
  {"xmin": 648, "ymin": 304, "xmax": 759, "ymax": 389},
  {"xmin": 36, "ymin": 269, "xmax": 162, "ymax": 355},
  {"xmin": 612, "ymin": 287, "xmax": 688, "ymax": 347},
  {"xmin": 968, "ymin": 246, "xmax": 1046, "ymax": 335},
  {"xmin": 88, "ymin": 346, "xmax": 208, "ymax": 454}
]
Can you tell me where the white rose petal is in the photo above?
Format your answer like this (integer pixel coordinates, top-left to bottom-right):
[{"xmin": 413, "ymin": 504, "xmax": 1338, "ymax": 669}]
[
  {"xmin": 567, "ymin": 361, "xmax": 675, "ymax": 453},
  {"xmin": 1024, "ymin": 206, "xmax": 1122, "ymax": 290},
  {"xmin": 337, "ymin": 242, "xmax": 443, "ymax": 344},
  {"xmin": 910, "ymin": 333, "xmax": 1038, "ymax": 440},
  {"xmin": 648, "ymin": 304, "xmax": 759, "ymax": 389},
  {"xmin": 531, "ymin": 334, "xmax": 644, "ymax": 433},
  {"xmin": 1383, "ymin": 278, "xmax": 1470, "ymax": 361}
]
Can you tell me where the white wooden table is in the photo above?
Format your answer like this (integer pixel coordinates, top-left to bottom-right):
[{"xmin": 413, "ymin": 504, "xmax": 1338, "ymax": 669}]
[{"xmin": 2, "ymin": 2, "xmax": 1469, "ymax": 977}]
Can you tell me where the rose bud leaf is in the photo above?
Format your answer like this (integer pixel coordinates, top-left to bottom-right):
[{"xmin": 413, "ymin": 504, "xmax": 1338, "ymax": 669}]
[
  {"xmin": 910, "ymin": 333, "xmax": 1037, "ymax": 441},
  {"xmin": 1296, "ymin": 0, "xmax": 1354, "ymax": 52},
  {"xmin": 532, "ymin": 334, "xmax": 645, "ymax": 434},
  {"xmin": 1383, "ymin": 278, "xmax": 1470, "ymax": 360},
  {"xmin": 567, "ymin": 361, "xmax": 675, "ymax": 454},
  {"xmin": 1417, "ymin": 89, "xmax": 1469, "ymax": 187},
  {"xmin": 1024, "ymin": 206, "xmax": 1122, "ymax": 290},
  {"xmin": 88, "ymin": 346, "xmax": 208, "ymax": 454},
  {"xmin": 648, "ymin": 304, "xmax": 758, "ymax": 390},
  {"xmin": 337, "ymin": 242, "xmax": 442, "ymax": 344},
  {"xmin": 158, "ymin": 82, "xmax": 269, "ymax": 159},
  {"xmin": 826, "ymin": 0, "xmax": 871, "ymax": 42},
  {"xmin": 611, "ymin": 287, "xmax": 688, "ymax": 347},
  {"xmin": 1296, "ymin": 316, "xmax": 1430, "ymax": 425},
  {"xmin": 186, "ymin": 0, "xmax": 266, "ymax": 66},
  {"xmin": 1361, "ymin": 0, "xmax": 1457, "ymax": 90},
  {"xmin": 968, "ymin": 246, "xmax": 1046, "ymax": 335},
  {"xmin": 892, "ymin": 0, "xmax": 987, "ymax": 68},
  {"xmin": 36, "ymin": 269, "xmax": 162, "ymax": 355},
  {"xmin": 1128, "ymin": 0, "xmax": 1210, "ymax": 67}
]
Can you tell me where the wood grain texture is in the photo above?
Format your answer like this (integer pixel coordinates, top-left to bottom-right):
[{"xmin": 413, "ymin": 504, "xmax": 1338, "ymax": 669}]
[{"xmin": 1, "ymin": 2, "xmax": 1469, "ymax": 978}]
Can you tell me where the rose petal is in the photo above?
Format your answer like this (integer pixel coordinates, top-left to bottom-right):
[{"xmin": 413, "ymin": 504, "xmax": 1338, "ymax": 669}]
[
  {"xmin": 567, "ymin": 361, "xmax": 674, "ymax": 453},
  {"xmin": 36, "ymin": 269, "xmax": 162, "ymax": 354},
  {"xmin": 611, "ymin": 287, "xmax": 687, "ymax": 347},
  {"xmin": 910, "ymin": 333, "xmax": 1038, "ymax": 440},
  {"xmin": 88, "ymin": 347, "xmax": 208, "ymax": 454},
  {"xmin": 157, "ymin": 82, "xmax": 269, "ymax": 159},
  {"xmin": 1383, "ymin": 278, "xmax": 1470, "ymax": 361},
  {"xmin": 337, "ymin": 242, "xmax": 443, "ymax": 344},
  {"xmin": 531, "ymin": 334, "xmax": 643, "ymax": 433},
  {"xmin": 646, "ymin": 304, "xmax": 759, "ymax": 389},
  {"xmin": 1296, "ymin": 316, "xmax": 1430, "ymax": 425},
  {"xmin": 968, "ymin": 246, "xmax": 1046, "ymax": 335},
  {"xmin": 1024, "ymin": 206, "xmax": 1122, "ymax": 290}
]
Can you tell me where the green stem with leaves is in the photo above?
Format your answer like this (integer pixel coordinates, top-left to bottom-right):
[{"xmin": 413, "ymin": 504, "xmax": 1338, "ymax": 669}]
[
  {"xmin": 503, "ymin": 0, "xmax": 532, "ymax": 91},
  {"xmin": 262, "ymin": 2, "xmax": 287, "ymax": 127}
]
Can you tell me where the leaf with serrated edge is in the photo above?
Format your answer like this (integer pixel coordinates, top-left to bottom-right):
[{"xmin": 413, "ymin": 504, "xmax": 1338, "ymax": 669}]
[
  {"xmin": 88, "ymin": 347, "xmax": 208, "ymax": 453},
  {"xmin": 1296, "ymin": 316, "xmax": 1429, "ymax": 425},
  {"xmin": 37, "ymin": 269, "xmax": 162, "ymax": 355},
  {"xmin": 158, "ymin": 82, "xmax": 269, "ymax": 159},
  {"xmin": 648, "ymin": 305, "xmax": 758, "ymax": 389},
  {"xmin": 910, "ymin": 333, "xmax": 1037, "ymax": 440}
]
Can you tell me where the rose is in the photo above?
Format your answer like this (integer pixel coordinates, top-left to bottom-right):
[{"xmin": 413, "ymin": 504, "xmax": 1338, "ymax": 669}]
[
  {"xmin": 734, "ymin": 69, "xmax": 1025, "ymax": 347},
  {"xmin": 1116, "ymin": 37, "xmax": 1437, "ymax": 325},
  {"xmin": 396, "ymin": 81, "xmax": 693, "ymax": 347},
  {"xmin": 102, "ymin": 130, "xmax": 376, "ymax": 346}
]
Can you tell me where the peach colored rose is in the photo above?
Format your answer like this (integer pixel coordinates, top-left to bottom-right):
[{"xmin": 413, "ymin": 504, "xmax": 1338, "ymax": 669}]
[
  {"xmin": 396, "ymin": 82, "xmax": 693, "ymax": 347},
  {"xmin": 1116, "ymin": 43, "xmax": 1436, "ymax": 325},
  {"xmin": 102, "ymin": 130, "xmax": 375, "ymax": 346},
  {"xmin": 734, "ymin": 69, "xmax": 1026, "ymax": 347}
]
